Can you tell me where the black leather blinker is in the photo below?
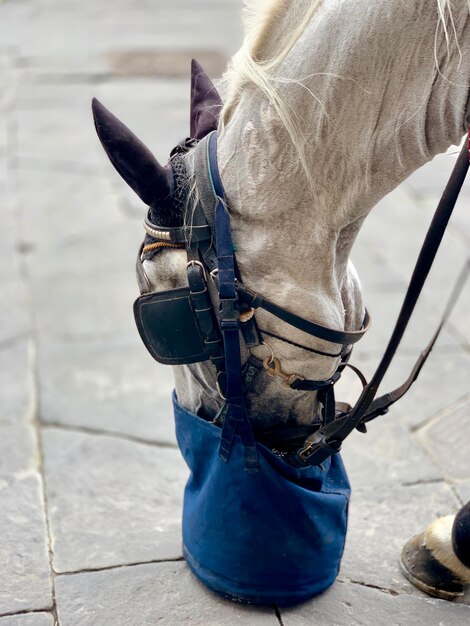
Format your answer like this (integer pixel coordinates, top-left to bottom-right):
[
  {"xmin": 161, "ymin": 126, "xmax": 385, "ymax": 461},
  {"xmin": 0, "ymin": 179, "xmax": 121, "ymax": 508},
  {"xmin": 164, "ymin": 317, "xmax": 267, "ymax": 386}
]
[{"xmin": 134, "ymin": 288, "xmax": 209, "ymax": 365}]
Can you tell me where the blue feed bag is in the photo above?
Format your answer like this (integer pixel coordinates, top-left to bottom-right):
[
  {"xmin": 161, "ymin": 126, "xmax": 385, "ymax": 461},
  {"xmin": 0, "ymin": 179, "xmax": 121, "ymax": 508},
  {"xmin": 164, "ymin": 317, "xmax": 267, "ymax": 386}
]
[{"xmin": 174, "ymin": 392, "xmax": 351, "ymax": 607}]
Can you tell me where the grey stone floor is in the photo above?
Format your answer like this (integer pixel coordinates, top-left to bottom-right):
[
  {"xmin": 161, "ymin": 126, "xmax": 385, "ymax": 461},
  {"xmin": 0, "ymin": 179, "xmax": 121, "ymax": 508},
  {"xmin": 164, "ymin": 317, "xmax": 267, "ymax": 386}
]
[{"xmin": 0, "ymin": 0, "xmax": 469, "ymax": 624}]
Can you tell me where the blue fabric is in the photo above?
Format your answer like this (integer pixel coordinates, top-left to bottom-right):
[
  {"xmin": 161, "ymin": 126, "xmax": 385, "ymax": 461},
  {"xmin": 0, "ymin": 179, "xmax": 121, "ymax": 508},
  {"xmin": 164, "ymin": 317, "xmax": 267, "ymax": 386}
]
[
  {"xmin": 174, "ymin": 392, "xmax": 351, "ymax": 606},
  {"xmin": 214, "ymin": 196, "xmax": 258, "ymax": 470}
]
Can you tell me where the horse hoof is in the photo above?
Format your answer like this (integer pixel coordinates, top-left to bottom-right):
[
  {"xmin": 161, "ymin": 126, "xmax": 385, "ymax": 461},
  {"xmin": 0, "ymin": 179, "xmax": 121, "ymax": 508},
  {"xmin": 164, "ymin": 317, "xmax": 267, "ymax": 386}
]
[{"xmin": 400, "ymin": 516, "xmax": 470, "ymax": 600}]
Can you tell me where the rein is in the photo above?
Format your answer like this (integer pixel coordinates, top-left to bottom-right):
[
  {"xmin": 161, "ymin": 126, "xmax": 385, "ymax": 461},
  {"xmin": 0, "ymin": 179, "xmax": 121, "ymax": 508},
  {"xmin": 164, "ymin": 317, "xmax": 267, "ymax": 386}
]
[{"xmin": 135, "ymin": 130, "xmax": 469, "ymax": 468}]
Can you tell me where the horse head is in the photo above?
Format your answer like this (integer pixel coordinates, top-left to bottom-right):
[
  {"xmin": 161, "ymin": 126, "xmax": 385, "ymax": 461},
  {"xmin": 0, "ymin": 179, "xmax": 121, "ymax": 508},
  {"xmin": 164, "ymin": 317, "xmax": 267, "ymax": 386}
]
[{"xmin": 92, "ymin": 0, "xmax": 470, "ymax": 436}]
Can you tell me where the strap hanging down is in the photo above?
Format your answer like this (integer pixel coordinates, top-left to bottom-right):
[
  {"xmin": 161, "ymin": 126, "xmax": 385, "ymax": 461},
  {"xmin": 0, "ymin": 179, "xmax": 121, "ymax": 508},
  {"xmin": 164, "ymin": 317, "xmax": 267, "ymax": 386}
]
[
  {"xmin": 204, "ymin": 132, "xmax": 258, "ymax": 471},
  {"xmin": 300, "ymin": 137, "xmax": 470, "ymax": 465},
  {"xmin": 360, "ymin": 257, "xmax": 470, "ymax": 424},
  {"xmin": 216, "ymin": 197, "xmax": 259, "ymax": 472}
]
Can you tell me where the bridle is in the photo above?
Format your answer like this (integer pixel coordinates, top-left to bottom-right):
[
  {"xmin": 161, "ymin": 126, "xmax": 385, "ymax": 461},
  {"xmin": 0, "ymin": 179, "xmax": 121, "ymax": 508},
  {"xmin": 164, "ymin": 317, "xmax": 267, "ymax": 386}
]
[{"xmin": 135, "ymin": 130, "xmax": 469, "ymax": 469}]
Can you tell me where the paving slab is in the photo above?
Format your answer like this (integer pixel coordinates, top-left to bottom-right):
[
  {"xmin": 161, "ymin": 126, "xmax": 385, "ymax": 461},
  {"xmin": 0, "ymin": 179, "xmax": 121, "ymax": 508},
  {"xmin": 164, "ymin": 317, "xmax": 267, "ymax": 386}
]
[
  {"xmin": 16, "ymin": 104, "xmax": 110, "ymax": 173},
  {"xmin": 55, "ymin": 560, "xmax": 277, "ymax": 626},
  {"xmin": 352, "ymin": 172, "xmax": 468, "ymax": 354},
  {"xmin": 350, "ymin": 242, "xmax": 406, "ymax": 294},
  {"xmin": 0, "ymin": 473, "xmax": 52, "ymax": 615},
  {"xmin": 0, "ymin": 421, "xmax": 37, "ymax": 475},
  {"xmin": 445, "ymin": 277, "xmax": 470, "ymax": 349},
  {"xmin": 0, "ymin": 51, "xmax": 16, "ymax": 112},
  {"xmin": 0, "ymin": 52, "xmax": 16, "ymax": 202},
  {"xmin": 15, "ymin": 168, "xmax": 129, "ymax": 248},
  {"xmin": 0, "ymin": 207, "xmax": 29, "ymax": 346},
  {"xmin": 455, "ymin": 482, "xmax": 470, "ymax": 505},
  {"xmin": 14, "ymin": 79, "xmax": 194, "ymax": 220},
  {"xmin": 0, "ymin": 614, "xmax": 54, "ymax": 626},
  {"xmin": 0, "ymin": 341, "xmax": 31, "ymax": 425},
  {"xmin": 350, "ymin": 287, "xmax": 459, "ymax": 358},
  {"xmin": 0, "ymin": 154, "xmax": 7, "ymax": 192},
  {"xmin": 339, "ymin": 482, "xmax": 460, "ymax": 595},
  {"xmin": 26, "ymin": 232, "xmax": 140, "ymax": 341},
  {"xmin": 0, "ymin": 276, "xmax": 29, "ymax": 346},
  {"xmin": 393, "ymin": 350, "xmax": 470, "ymax": 430},
  {"xmin": 0, "ymin": 2, "xmax": 243, "ymax": 61},
  {"xmin": 416, "ymin": 397, "xmax": 470, "ymax": 485},
  {"xmin": 15, "ymin": 79, "xmax": 196, "ymax": 170},
  {"xmin": 0, "ymin": 118, "xmax": 7, "ymax": 162},
  {"xmin": 0, "ymin": 410, "xmax": 51, "ymax": 616},
  {"xmin": 38, "ymin": 338, "xmax": 175, "ymax": 443},
  {"xmin": 280, "ymin": 580, "xmax": 470, "ymax": 626},
  {"xmin": 355, "ymin": 167, "xmax": 468, "ymax": 291},
  {"xmin": 341, "ymin": 417, "xmax": 442, "ymax": 488},
  {"xmin": 41, "ymin": 428, "xmax": 188, "ymax": 573},
  {"xmin": 338, "ymin": 347, "xmax": 470, "ymax": 430}
]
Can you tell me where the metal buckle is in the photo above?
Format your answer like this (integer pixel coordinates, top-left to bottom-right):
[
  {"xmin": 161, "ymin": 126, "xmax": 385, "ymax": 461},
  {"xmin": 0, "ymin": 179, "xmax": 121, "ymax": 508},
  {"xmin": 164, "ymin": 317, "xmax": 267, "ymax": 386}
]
[
  {"xmin": 220, "ymin": 297, "xmax": 239, "ymax": 324},
  {"xmin": 298, "ymin": 442, "xmax": 317, "ymax": 462},
  {"xmin": 298, "ymin": 433, "xmax": 341, "ymax": 463},
  {"xmin": 186, "ymin": 260, "xmax": 207, "ymax": 281}
]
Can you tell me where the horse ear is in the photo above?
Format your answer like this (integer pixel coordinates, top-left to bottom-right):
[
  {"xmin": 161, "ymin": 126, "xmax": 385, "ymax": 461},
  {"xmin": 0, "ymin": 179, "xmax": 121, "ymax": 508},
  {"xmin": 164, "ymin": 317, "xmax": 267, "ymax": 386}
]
[
  {"xmin": 92, "ymin": 98, "xmax": 173, "ymax": 206},
  {"xmin": 190, "ymin": 59, "xmax": 223, "ymax": 140}
]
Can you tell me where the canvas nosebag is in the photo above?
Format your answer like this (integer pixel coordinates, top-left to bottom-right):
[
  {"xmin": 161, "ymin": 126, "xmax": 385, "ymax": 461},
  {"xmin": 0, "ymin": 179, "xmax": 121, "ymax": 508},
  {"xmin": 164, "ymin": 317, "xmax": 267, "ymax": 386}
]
[
  {"xmin": 175, "ymin": 394, "xmax": 350, "ymax": 605},
  {"xmin": 162, "ymin": 133, "xmax": 351, "ymax": 606}
]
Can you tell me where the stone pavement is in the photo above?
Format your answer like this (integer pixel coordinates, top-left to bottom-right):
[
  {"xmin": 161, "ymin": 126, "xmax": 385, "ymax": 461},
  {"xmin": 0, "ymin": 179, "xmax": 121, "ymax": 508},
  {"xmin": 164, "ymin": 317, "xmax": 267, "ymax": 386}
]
[{"xmin": 0, "ymin": 0, "xmax": 469, "ymax": 624}]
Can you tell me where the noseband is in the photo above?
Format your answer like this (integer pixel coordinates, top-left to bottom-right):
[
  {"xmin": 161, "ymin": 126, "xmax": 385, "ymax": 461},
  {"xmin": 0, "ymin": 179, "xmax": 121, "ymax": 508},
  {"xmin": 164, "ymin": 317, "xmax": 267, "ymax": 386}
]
[{"xmin": 135, "ymin": 130, "xmax": 469, "ymax": 468}]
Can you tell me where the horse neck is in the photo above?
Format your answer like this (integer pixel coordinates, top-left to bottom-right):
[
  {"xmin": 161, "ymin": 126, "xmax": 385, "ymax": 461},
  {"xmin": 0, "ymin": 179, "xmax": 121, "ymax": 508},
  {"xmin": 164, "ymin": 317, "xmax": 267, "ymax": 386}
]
[
  {"xmin": 226, "ymin": 2, "xmax": 469, "ymax": 202},
  {"xmin": 217, "ymin": 0, "xmax": 470, "ymax": 334}
]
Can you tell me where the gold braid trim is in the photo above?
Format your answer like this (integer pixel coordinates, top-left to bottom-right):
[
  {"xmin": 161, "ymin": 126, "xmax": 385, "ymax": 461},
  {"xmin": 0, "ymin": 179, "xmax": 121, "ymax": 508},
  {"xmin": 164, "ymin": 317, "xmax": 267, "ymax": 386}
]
[{"xmin": 143, "ymin": 241, "xmax": 185, "ymax": 254}]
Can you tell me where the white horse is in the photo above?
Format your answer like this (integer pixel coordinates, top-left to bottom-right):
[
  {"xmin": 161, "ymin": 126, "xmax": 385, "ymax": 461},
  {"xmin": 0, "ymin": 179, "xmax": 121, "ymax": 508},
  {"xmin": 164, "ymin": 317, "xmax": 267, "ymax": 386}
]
[{"xmin": 93, "ymin": 0, "xmax": 470, "ymax": 597}]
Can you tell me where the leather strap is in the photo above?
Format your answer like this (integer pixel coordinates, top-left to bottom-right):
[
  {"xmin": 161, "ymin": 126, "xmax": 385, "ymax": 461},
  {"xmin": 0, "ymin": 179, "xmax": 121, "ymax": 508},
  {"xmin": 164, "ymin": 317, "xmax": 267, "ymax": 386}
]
[
  {"xmin": 290, "ymin": 370, "xmax": 342, "ymax": 391},
  {"xmin": 216, "ymin": 197, "xmax": 259, "ymax": 472},
  {"xmin": 360, "ymin": 256, "xmax": 470, "ymax": 424},
  {"xmin": 299, "ymin": 138, "xmax": 470, "ymax": 465},
  {"xmin": 237, "ymin": 284, "xmax": 371, "ymax": 346},
  {"xmin": 186, "ymin": 258, "xmax": 225, "ymax": 372}
]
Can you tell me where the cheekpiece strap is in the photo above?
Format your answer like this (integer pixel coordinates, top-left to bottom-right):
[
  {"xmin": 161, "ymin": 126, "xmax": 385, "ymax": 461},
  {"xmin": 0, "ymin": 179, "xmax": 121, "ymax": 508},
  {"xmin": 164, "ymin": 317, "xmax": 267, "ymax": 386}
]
[{"xmin": 207, "ymin": 133, "xmax": 259, "ymax": 472}]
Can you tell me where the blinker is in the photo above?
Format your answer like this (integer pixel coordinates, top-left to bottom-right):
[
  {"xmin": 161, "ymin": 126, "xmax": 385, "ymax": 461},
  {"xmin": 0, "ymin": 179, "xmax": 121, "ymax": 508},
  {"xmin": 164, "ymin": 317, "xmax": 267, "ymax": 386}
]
[
  {"xmin": 134, "ymin": 253, "xmax": 224, "ymax": 367},
  {"xmin": 134, "ymin": 287, "xmax": 210, "ymax": 365}
]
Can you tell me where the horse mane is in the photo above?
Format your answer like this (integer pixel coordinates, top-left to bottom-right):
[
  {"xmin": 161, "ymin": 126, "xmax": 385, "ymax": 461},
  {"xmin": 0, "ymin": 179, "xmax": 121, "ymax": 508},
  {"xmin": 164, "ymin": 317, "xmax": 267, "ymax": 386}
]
[
  {"xmin": 220, "ymin": 0, "xmax": 325, "ymax": 194},
  {"xmin": 221, "ymin": 0, "xmax": 324, "ymax": 122},
  {"xmin": 241, "ymin": 0, "xmax": 291, "ymax": 49},
  {"xmin": 220, "ymin": 0, "xmax": 463, "ymax": 180}
]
